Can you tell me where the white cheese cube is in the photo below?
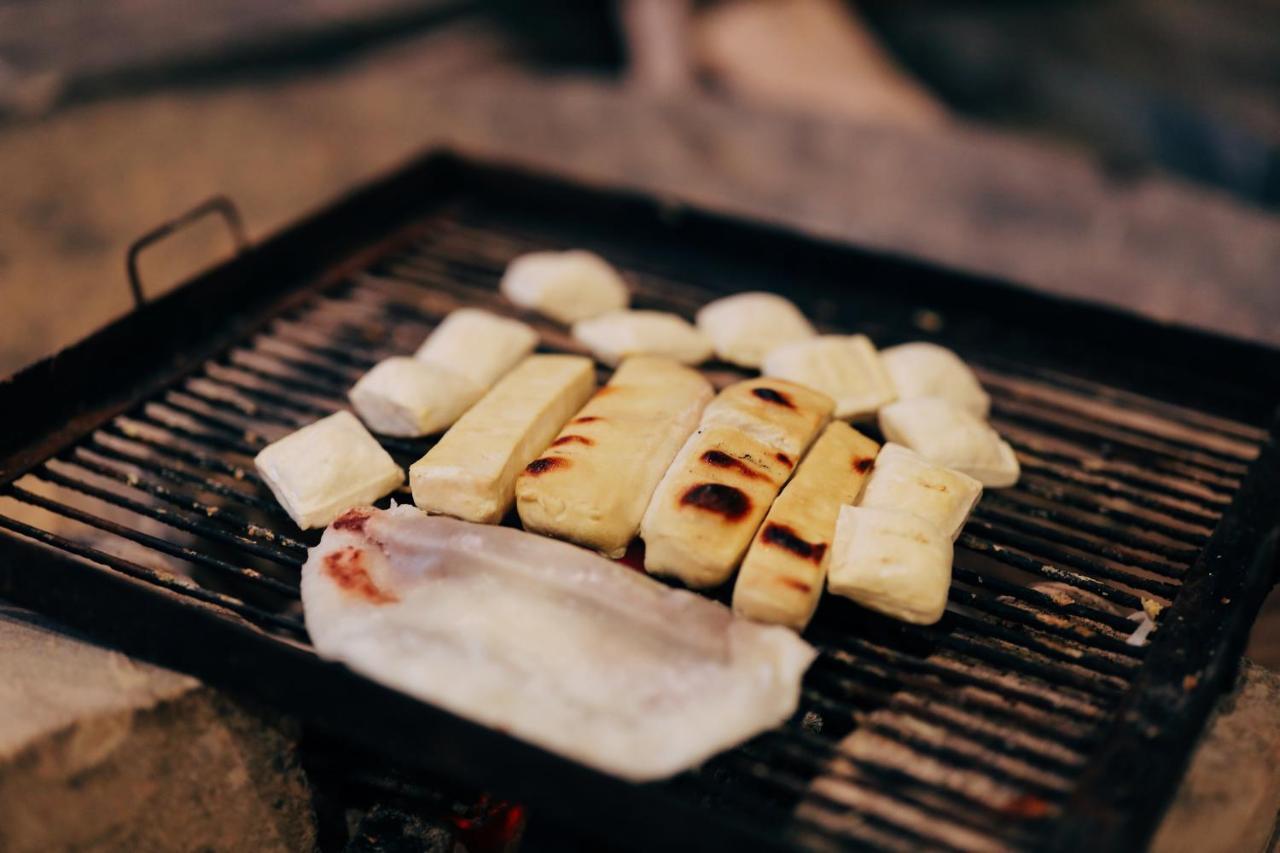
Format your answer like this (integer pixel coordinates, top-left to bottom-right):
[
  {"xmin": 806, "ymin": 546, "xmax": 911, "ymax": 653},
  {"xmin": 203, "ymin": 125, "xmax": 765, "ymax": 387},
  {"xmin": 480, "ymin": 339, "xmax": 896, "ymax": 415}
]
[
  {"xmin": 762, "ymin": 334, "xmax": 896, "ymax": 420},
  {"xmin": 881, "ymin": 342, "xmax": 990, "ymax": 418},
  {"xmin": 571, "ymin": 310, "xmax": 713, "ymax": 366},
  {"xmin": 695, "ymin": 292, "xmax": 815, "ymax": 368},
  {"xmin": 857, "ymin": 443, "xmax": 982, "ymax": 539},
  {"xmin": 879, "ymin": 397, "xmax": 1020, "ymax": 487},
  {"xmin": 500, "ymin": 250, "xmax": 629, "ymax": 324},
  {"xmin": 349, "ymin": 357, "xmax": 483, "ymax": 438},
  {"xmin": 254, "ymin": 411, "xmax": 404, "ymax": 530},
  {"xmin": 413, "ymin": 308, "xmax": 538, "ymax": 389},
  {"xmin": 828, "ymin": 505, "xmax": 952, "ymax": 625}
]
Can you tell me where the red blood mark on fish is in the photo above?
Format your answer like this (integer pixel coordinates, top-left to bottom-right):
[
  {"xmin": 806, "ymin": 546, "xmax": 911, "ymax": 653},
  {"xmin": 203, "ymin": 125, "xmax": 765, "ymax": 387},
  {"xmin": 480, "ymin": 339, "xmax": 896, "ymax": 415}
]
[
  {"xmin": 324, "ymin": 546, "xmax": 397, "ymax": 604},
  {"xmin": 551, "ymin": 434, "xmax": 595, "ymax": 447},
  {"xmin": 680, "ymin": 483, "xmax": 751, "ymax": 520},
  {"xmin": 761, "ymin": 523, "xmax": 827, "ymax": 564},
  {"xmin": 524, "ymin": 457, "xmax": 568, "ymax": 475},
  {"xmin": 700, "ymin": 450, "xmax": 765, "ymax": 480},
  {"xmin": 752, "ymin": 386, "xmax": 794, "ymax": 408},
  {"xmin": 778, "ymin": 576, "xmax": 813, "ymax": 593},
  {"xmin": 852, "ymin": 457, "xmax": 875, "ymax": 474},
  {"xmin": 332, "ymin": 506, "xmax": 374, "ymax": 533},
  {"xmin": 570, "ymin": 416, "xmax": 603, "ymax": 424},
  {"xmin": 775, "ymin": 452, "xmax": 794, "ymax": 469}
]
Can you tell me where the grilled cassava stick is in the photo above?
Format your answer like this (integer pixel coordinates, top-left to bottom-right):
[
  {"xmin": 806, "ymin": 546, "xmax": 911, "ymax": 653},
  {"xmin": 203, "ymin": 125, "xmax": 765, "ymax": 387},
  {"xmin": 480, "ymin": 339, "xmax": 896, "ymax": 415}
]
[
  {"xmin": 641, "ymin": 378, "xmax": 833, "ymax": 588},
  {"xmin": 410, "ymin": 354, "xmax": 595, "ymax": 523},
  {"xmin": 516, "ymin": 356, "xmax": 713, "ymax": 557},
  {"xmin": 732, "ymin": 422, "xmax": 880, "ymax": 630}
]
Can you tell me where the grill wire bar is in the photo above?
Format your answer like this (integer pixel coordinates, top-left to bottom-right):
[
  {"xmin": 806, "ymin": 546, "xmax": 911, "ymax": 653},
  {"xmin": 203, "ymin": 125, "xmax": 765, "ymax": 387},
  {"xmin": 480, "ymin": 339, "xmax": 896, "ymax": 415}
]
[{"xmin": 0, "ymin": 183, "xmax": 1274, "ymax": 853}]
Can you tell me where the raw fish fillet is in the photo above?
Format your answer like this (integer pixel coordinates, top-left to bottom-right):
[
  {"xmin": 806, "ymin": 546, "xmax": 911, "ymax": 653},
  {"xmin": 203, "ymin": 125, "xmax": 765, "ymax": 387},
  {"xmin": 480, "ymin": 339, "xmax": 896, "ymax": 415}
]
[{"xmin": 302, "ymin": 505, "xmax": 816, "ymax": 782}]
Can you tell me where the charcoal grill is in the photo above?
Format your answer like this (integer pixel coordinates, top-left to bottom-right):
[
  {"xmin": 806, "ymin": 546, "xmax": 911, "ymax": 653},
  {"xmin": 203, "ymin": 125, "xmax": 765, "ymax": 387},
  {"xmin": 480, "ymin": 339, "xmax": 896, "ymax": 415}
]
[{"xmin": 1, "ymin": 151, "xmax": 1278, "ymax": 852}]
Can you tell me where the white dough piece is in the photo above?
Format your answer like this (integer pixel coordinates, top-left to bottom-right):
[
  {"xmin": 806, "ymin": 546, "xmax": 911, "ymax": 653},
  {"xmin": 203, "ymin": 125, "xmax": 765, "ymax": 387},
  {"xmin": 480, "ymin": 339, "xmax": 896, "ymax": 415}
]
[
  {"xmin": 410, "ymin": 354, "xmax": 596, "ymax": 523},
  {"xmin": 254, "ymin": 411, "xmax": 403, "ymax": 530},
  {"xmin": 413, "ymin": 308, "xmax": 538, "ymax": 389},
  {"xmin": 349, "ymin": 357, "xmax": 483, "ymax": 437},
  {"xmin": 828, "ymin": 505, "xmax": 952, "ymax": 624},
  {"xmin": 881, "ymin": 342, "xmax": 990, "ymax": 418},
  {"xmin": 695, "ymin": 292, "xmax": 816, "ymax": 368},
  {"xmin": 857, "ymin": 443, "xmax": 983, "ymax": 540},
  {"xmin": 303, "ymin": 506, "xmax": 816, "ymax": 782},
  {"xmin": 500, "ymin": 250, "xmax": 629, "ymax": 324},
  {"xmin": 879, "ymin": 397, "xmax": 1020, "ymax": 487},
  {"xmin": 571, "ymin": 310, "xmax": 713, "ymax": 366},
  {"xmin": 762, "ymin": 334, "xmax": 896, "ymax": 420}
]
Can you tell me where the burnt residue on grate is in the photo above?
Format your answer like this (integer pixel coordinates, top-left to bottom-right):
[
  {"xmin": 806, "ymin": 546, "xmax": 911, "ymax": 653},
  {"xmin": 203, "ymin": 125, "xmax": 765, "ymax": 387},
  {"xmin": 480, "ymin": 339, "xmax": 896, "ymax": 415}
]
[{"xmin": 0, "ymin": 164, "xmax": 1276, "ymax": 853}]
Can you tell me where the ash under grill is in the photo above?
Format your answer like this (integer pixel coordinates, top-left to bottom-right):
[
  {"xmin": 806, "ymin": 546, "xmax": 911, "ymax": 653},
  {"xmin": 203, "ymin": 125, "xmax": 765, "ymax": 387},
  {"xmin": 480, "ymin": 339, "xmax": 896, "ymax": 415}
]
[{"xmin": 1, "ymin": 158, "xmax": 1276, "ymax": 853}]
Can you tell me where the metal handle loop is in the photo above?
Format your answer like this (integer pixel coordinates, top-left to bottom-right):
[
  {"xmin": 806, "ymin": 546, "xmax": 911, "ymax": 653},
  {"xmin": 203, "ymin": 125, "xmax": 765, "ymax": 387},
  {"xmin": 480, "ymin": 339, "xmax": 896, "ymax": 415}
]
[{"xmin": 125, "ymin": 195, "xmax": 248, "ymax": 308}]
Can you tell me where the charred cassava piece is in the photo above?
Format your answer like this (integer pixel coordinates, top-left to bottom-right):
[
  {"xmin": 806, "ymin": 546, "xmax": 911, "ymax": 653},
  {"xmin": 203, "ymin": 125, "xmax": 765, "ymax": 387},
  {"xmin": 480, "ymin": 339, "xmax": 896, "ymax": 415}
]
[
  {"xmin": 302, "ymin": 507, "xmax": 816, "ymax": 782},
  {"xmin": 699, "ymin": 377, "xmax": 834, "ymax": 460},
  {"xmin": 641, "ymin": 378, "xmax": 833, "ymax": 588},
  {"xmin": 732, "ymin": 422, "xmax": 880, "ymax": 630},
  {"xmin": 410, "ymin": 355, "xmax": 595, "ymax": 523},
  {"xmin": 516, "ymin": 356, "xmax": 713, "ymax": 556}
]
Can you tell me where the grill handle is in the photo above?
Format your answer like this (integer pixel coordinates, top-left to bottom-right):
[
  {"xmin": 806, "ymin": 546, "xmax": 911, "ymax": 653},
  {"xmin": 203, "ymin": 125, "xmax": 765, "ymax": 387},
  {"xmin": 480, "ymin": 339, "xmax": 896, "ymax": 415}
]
[{"xmin": 126, "ymin": 196, "xmax": 248, "ymax": 308}]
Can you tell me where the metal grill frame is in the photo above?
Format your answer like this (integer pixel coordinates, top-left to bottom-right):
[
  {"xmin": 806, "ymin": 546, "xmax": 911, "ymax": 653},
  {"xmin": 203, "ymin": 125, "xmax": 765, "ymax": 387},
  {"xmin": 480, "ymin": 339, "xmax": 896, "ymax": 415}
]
[{"xmin": 1, "ymin": 150, "xmax": 1278, "ymax": 852}]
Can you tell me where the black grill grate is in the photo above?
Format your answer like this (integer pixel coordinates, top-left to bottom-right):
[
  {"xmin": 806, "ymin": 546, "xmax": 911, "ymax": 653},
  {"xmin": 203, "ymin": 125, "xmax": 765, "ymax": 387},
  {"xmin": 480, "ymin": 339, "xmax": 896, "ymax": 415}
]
[{"xmin": 1, "ymin": 156, "xmax": 1277, "ymax": 853}]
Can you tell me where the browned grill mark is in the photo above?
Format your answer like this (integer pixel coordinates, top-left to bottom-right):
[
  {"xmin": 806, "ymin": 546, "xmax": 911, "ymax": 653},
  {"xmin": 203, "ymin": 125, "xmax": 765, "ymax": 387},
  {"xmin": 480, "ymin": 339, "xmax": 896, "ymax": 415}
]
[
  {"xmin": 701, "ymin": 450, "xmax": 766, "ymax": 480},
  {"xmin": 680, "ymin": 483, "xmax": 751, "ymax": 520},
  {"xmin": 593, "ymin": 386, "xmax": 617, "ymax": 398},
  {"xmin": 324, "ymin": 546, "xmax": 397, "ymax": 604},
  {"xmin": 525, "ymin": 457, "xmax": 568, "ymax": 475},
  {"xmin": 761, "ymin": 523, "xmax": 827, "ymax": 563},
  {"xmin": 752, "ymin": 386, "xmax": 794, "ymax": 408},
  {"xmin": 570, "ymin": 416, "xmax": 603, "ymax": 424},
  {"xmin": 920, "ymin": 480, "xmax": 949, "ymax": 492},
  {"xmin": 332, "ymin": 506, "xmax": 373, "ymax": 533},
  {"xmin": 775, "ymin": 452, "xmax": 794, "ymax": 468},
  {"xmin": 852, "ymin": 457, "xmax": 875, "ymax": 474},
  {"xmin": 778, "ymin": 576, "xmax": 813, "ymax": 593},
  {"xmin": 552, "ymin": 434, "xmax": 595, "ymax": 447}
]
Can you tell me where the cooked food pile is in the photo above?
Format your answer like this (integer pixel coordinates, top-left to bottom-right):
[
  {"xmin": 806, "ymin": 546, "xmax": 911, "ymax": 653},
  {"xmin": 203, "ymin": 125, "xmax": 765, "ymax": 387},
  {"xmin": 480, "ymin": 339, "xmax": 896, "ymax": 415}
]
[
  {"xmin": 302, "ymin": 506, "xmax": 815, "ymax": 782},
  {"xmin": 256, "ymin": 248, "xmax": 1023, "ymax": 779}
]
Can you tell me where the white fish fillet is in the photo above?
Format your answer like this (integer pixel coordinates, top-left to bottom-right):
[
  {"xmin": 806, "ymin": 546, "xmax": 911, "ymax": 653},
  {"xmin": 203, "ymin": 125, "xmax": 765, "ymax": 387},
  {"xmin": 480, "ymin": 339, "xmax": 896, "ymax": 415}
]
[{"xmin": 302, "ymin": 506, "xmax": 816, "ymax": 782}]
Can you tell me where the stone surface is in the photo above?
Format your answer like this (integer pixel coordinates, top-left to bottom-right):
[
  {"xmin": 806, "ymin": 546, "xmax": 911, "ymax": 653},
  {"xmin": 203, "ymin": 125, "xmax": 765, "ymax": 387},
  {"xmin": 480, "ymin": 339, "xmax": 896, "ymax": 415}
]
[
  {"xmin": 1151, "ymin": 661, "xmax": 1280, "ymax": 853},
  {"xmin": 0, "ymin": 607, "xmax": 315, "ymax": 852}
]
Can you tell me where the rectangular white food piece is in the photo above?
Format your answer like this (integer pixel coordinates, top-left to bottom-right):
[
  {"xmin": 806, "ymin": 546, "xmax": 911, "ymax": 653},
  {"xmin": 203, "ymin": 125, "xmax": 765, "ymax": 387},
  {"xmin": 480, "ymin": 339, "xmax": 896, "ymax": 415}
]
[
  {"xmin": 500, "ymin": 250, "xmax": 629, "ymax": 324},
  {"xmin": 699, "ymin": 377, "xmax": 834, "ymax": 460},
  {"xmin": 878, "ymin": 396, "xmax": 1019, "ymax": 487},
  {"xmin": 413, "ymin": 308, "xmax": 538, "ymax": 389},
  {"xmin": 695, "ymin": 291, "xmax": 816, "ymax": 368},
  {"xmin": 880, "ymin": 341, "xmax": 990, "ymax": 418},
  {"xmin": 762, "ymin": 334, "xmax": 897, "ymax": 420},
  {"xmin": 302, "ymin": 507, "xmax": 816, "ymax": 782},
  {"xmin": 828, "ymin": 505, "xmax": 953, "ymax": 625},
  {"xmin": 641, "ymin": 426, "xmax": 794, "ymax": 588},
  {"xmin": 732, "ymin": 422, "xmax": 880, "ymax": 631},
  {"xmin": 409, "ymin": 354, "xmax": 595, "ymax": 523},
  {"xmin": 348, "ymin": 357, "xmax": 483, "ymax": 437},
  {"xmin": 857, "ymin": 443, "xmax": 983, "ymax": 540},
  {"xmin": 254, "ymin": 410, "xmax": 403, "ymax": 530},
  {"xmin": 571, "ymin": 310, "xmax": 713, "ymax": 366},
  {"xmin": 516, "ymin": 356, "xmax": 713, "ymax": 557}
]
